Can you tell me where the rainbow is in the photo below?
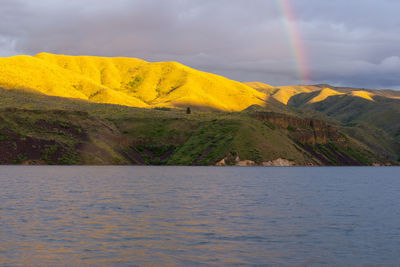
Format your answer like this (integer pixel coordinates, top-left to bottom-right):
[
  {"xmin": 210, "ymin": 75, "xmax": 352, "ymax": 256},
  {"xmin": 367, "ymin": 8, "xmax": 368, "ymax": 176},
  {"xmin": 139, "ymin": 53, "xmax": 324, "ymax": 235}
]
[{"xmin": 277, "ymin": 0, "xmax": 311, "ymax": 83}]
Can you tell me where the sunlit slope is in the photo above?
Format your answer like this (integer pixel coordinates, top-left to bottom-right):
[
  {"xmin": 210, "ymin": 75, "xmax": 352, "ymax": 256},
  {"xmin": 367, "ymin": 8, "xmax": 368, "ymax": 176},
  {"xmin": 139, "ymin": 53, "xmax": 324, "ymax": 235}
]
[
  {"xmin": 308, "ymin": 88, "xmax": 344, "ymax": 103},
  {"xmin": 244, "ymin": 82, "xmax": 273, "ymax": 89},
  {"xmin": 245, "ymin": 83, "xmax": 394, "ymax": 104},
  {"xmin": 319, "ymin": 85, "xmax": 400, "ymax": 100},
  {"xmin": 0, "ymin": 52, "xmax": 265, "ymax": 111},
  {"xmin": 34, "ymin": 53, "xmax": 147, "ymax": 90},
  {"xmin": 244, "ymin": 82, "xmax": 275, "ymax": 94},
  {"xmin": 0, "ymin": 55, "xmax": 149, "ymax": 107},
  {"xmin": 349, "ymin": 91, "xmax": 375, "ymax": 101},
  {"xmin": 245, "ymin": 84, "xmax": 321, "ymax": 105},
  {"xmin": 272, "ymin": 85, "xmax": 322, "ymax": 104}
]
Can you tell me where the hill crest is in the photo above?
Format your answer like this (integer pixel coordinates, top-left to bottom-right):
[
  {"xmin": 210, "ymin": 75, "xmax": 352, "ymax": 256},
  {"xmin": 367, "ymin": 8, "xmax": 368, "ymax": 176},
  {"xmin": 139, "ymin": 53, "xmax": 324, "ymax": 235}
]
[
  {"xmin": 0, "ymin": 53, "xmax": 266, "ymax": 111},
  {"xmin": 246, "ymin": 82, "xmax": 400, "ymax": 105},
  {"xmin": 1, "ymin": 53, "xmax": 398, "ymax": 111}
]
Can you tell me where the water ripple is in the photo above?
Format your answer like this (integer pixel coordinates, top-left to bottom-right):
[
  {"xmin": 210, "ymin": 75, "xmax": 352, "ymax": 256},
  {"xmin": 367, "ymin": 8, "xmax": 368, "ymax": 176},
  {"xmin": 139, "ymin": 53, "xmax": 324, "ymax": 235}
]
[{"xmin": 0, "ymin": 166, "xmax": 399, "ymax": 266}]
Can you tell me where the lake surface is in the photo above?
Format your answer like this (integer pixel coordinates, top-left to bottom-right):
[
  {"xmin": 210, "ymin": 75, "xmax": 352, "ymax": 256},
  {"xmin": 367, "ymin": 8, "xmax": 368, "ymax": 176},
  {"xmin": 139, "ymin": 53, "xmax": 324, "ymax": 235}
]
[{"xmin": 0, "ymin": 167, "xmax": 399, "ymax": 266}]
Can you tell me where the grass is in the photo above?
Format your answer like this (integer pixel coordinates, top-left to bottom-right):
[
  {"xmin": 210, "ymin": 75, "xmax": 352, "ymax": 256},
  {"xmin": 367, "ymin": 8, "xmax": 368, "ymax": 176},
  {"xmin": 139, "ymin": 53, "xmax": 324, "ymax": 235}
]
[
  {"xmin": 0, "ymin": 86, "xmax": 395, "ymax": 165},
  {"xmin": 0, "ymin": 53, "xmax": 266, "ymax": 111}
]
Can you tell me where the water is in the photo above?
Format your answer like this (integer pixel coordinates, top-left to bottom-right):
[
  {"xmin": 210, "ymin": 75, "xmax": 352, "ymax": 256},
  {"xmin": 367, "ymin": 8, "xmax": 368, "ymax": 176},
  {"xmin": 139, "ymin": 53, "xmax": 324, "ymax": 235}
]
[{"xmin": 0, "ymin": 167, "xmax": 399, "ymax": 266}]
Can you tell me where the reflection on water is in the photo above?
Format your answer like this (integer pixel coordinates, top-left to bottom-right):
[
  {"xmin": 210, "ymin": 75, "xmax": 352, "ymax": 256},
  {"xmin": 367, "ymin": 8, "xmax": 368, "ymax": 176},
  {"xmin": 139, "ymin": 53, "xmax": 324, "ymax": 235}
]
[{"xmin": 0, "ymin": 166, "xmax": 399, "ymax": 266}]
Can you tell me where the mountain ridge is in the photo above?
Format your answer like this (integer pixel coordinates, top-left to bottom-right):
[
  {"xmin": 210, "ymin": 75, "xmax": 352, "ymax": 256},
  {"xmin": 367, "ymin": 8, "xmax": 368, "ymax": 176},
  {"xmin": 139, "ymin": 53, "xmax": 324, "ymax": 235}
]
[
  {"xmin": 245, "ymin": 82, "xmax": 400, "ymax": 104},
  {"xmin": 1, "ymin": 53, "xmax": 399, "ymax": 112},
  {"xmin": 0, "ymin": 53, "xmax": 398, "ymax": 165},
  {"xmin": 0, "ymin": 53, "xmax": 266, "ymax": 111}
]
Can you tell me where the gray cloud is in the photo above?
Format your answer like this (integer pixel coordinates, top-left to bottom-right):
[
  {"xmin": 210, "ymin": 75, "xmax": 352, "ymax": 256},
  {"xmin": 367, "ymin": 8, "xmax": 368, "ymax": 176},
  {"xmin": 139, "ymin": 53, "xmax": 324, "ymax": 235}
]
[{"xmin": 0, "ymin": 0, "xmax": 399, "ymax": 89}]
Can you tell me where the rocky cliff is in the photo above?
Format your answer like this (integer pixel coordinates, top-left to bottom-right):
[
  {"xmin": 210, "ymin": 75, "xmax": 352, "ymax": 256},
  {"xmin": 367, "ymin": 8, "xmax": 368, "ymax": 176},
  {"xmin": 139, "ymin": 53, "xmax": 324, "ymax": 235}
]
[{"xmin": 252, "ymin": 112, "xmax": 346, "ymax": 145}]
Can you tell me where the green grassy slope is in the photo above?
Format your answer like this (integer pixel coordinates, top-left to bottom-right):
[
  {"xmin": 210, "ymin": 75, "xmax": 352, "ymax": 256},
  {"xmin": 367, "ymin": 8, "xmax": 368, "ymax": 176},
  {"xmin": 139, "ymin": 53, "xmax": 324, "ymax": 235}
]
[
  {"xmin": 287, "ymin": 93, "xmax": 400, "ymax": 161},
  {"xmin": 0, "ymin": 87, "xmax": 387, "ymax": 166}
]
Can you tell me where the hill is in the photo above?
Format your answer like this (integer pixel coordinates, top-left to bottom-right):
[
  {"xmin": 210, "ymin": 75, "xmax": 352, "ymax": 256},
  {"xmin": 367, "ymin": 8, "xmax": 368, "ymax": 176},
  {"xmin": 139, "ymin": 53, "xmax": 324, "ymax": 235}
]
[
  {"xmin": 0, "ymin": 53, "xmax": 265, "ymax": 111},
  {"xmin": 289, "ymin": 93, "xmax": 400, "ymax": 161},
  {"xmin": 245, "ymin": 82, "xmax": 400, "ymax": 162},
  {"xmin": 0, "ymin": 53, "xmax": 399, "ymax": 165},
  {"xmin": 0, "ymin": 87, "xmax": 389, "ymax": 166}
]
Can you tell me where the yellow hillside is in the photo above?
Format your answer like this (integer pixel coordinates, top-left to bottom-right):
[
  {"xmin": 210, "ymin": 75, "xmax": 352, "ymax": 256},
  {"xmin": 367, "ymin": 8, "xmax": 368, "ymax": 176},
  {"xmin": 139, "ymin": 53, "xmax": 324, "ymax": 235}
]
[
  {"xmin": 350, "ymin": 90, "xmax": 375, "ymax": 101},
  {"xmin": 244, "ymin": 82, "xmax": 275, "ymax": 94},
  {"xmin": 308, "ymin": 88, "xmax": 344, "ymax": 103},
  {"xmin": 0, "ymin": 55, "xmax": 149, "ymax": 107},
  {"xmin": 244, "ymin": 82, "xmax": 273, "ymax": 89},
  {"xmin": 0, "ymin": 53, "xmax": 266, "ymax": 111},
  {"xmin": 269, "ymin": 85, "xmax": 323, "ymax": 104},
  {"xmin": 245, "ymin": 83, "xmax": 332, "ymax": 104},
  {"xmin": 246, "ymin": 82, "xmax": 387, "ymax": 104}
]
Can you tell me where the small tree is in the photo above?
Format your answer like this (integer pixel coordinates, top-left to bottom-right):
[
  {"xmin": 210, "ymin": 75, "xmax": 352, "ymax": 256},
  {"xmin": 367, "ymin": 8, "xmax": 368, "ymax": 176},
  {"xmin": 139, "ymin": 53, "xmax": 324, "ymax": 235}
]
[{"xmin": 186, "ymin": 107, "xmax": 191, "ymax": 114}]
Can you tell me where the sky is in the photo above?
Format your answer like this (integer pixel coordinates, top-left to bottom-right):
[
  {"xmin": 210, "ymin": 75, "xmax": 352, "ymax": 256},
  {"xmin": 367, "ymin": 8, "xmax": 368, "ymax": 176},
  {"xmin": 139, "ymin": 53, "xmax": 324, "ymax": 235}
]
[{"xmin": 0, "ymin": 0, "xmax": 399, "ymax": 89}]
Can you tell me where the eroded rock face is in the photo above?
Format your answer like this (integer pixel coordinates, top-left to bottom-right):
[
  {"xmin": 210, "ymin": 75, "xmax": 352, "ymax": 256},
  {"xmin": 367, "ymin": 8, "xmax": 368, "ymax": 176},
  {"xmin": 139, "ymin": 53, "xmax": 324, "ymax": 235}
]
[
  {"xmin": 216, "ymin": 155, "xmax": 256, "ymax": 166},
  {"xmin": 252, "ymin": 112, "xmax": 346, "ymax": 145},
  {"xmin": 236, "ymin": 160, "xmax": 256, "ymax": 166},
  {"xmin": 216, "ymin": 158, "xmax": 226, "ymax": 166},
  {"xmin": 262, "ymin": 158, "xmax": 296, "ymax": 167},
  {"xmin": 216, "ymin": 154, "xmax": 296, "ymax": 167},
  {"xmin": 372, "ymin": 162, "xmax": 393, "ymax": 167}
]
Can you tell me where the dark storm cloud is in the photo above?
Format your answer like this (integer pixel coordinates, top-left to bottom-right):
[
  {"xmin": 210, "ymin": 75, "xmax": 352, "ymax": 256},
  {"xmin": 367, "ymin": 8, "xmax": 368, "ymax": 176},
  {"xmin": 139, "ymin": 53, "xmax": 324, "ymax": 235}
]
[{"xmin": 0, "ymin": 0, "xmax": 399, "ymax": 89}]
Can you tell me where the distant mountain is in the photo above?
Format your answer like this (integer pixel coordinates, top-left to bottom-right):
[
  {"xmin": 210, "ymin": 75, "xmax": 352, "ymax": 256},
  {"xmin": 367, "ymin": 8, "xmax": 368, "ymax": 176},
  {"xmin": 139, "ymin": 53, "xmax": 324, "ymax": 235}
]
[{"xmin": 245, "ymin": 82, "xmax": 400, "ymax": 104}]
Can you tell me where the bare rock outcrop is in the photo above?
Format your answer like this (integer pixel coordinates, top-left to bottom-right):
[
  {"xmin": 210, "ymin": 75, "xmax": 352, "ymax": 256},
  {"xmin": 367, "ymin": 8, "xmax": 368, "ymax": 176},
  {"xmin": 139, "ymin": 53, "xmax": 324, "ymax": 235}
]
[
  {"xmin": 216, "ymin": 154, "xmax": 296, "ymax": 167},
  {"xmin": 236, "ymin": 160, "xmax": 256, "ymax": 166},
  {"xmin": 262, "ymin": 158, "xmax": 296, "ymax": 166},
  {"xmin": 252, "ymin": 112, "xmax": 346, "ymax": 145},
  {"xmin": 216, "ymin": 158, "xmax": 226, "ymax": 166}
]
